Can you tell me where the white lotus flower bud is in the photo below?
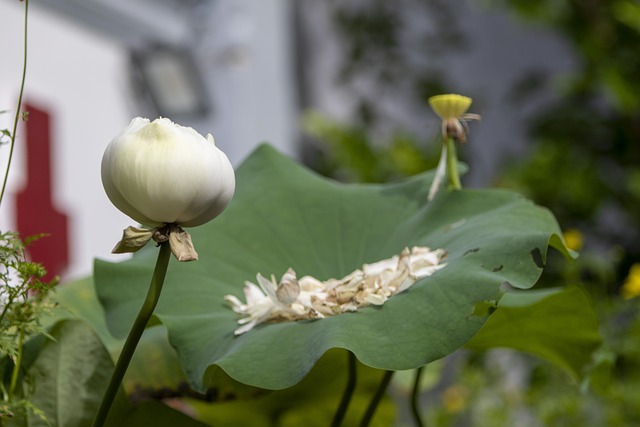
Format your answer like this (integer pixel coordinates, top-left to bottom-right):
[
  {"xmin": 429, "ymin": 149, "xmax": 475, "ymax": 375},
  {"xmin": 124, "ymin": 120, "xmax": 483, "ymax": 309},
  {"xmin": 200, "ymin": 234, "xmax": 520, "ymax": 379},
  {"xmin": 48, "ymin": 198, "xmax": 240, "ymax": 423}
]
[{"xmin": 101, "ymin": 117, "xmax": 235, "ymax": 228}]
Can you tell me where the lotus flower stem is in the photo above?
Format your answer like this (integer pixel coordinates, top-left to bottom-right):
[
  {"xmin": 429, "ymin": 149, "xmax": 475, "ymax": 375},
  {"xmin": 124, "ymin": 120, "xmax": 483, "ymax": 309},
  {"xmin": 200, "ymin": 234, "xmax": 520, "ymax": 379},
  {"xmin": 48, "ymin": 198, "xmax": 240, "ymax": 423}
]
[
  {"xmin": 92, "ymin": 242, "xmax": 171, "ymax": 427},
  {"xmin": 445, "ymin": 137, "xmax": 461, "ymax": 190},
  {"xmin": 331, "ymin": 351, "xmax": 358, "ymax": 427},
  {"xmin": 360, "ymin": 370, "xmax": 394, "ymax": 427},
  {"xmin": 410, "ymin": 367, "xmax": 425, "ymax": 427}
]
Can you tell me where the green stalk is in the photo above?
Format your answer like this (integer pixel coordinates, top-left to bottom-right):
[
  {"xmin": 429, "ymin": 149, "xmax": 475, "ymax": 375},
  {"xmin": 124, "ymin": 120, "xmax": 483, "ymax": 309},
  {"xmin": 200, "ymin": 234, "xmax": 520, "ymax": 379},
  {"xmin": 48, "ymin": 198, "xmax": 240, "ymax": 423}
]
[
  {"xmin": 0, "ymin": 287, "xmax": 18, "ymax": 328},
  {"xmin": 92, "ymin": 242, "xmax": 171, "ymax": 427},
  {"xmin": 445, "ymin": 137, "xmax": 461, "ymax": 190},
  {"xmin": 8, "ymin": 329, "xmax": 25, "ymax": 400},
  {"xmin": 331, "ymin": 351, "xmax": 357, "ymax": 427},
  {"xmin": 359, "ymin": 370, "xmax": 394, "ymax": 427},
  {"xmin": 0, "ymin": 0, "xmax": 29, "ymax": 209},
  {"xmin": 410, "ymin": 367, "xmax": 425, "ymax": 427}
]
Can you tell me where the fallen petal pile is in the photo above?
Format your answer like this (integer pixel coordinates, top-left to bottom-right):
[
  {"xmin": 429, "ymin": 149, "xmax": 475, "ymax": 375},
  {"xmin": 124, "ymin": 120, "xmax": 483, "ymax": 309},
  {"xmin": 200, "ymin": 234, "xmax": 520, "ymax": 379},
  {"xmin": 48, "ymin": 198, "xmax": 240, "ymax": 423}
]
[{"xmin": 225, "ymin": 246, "xmax": 447, "ymax": 335}]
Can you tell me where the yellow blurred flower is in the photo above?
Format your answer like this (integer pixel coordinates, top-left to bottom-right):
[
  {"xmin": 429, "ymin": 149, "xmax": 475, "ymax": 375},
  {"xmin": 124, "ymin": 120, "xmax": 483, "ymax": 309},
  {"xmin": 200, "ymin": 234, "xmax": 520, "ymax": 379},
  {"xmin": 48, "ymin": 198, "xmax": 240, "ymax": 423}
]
[
  {"xmin": 563, "ymin": 229, "xmax": 583, "ymax": 252},
  {"xmin": 442, "ymin": 385, "xmax": 469, "ymax": 413},
  {"xmin": 621, "ymin": 263, "xmax": 640, "ymax": 299}
]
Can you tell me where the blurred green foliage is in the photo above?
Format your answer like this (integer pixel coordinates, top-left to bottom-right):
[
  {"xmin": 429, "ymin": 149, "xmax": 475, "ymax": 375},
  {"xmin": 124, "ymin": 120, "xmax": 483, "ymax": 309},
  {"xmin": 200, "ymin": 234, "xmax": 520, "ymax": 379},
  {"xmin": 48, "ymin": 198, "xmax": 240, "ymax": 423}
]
[
  {"xmin": 302, "ymin": 1, "xmax": 640, "ymax": 425},
  {"xmin": 304, "ymin": 0, "xmax": 640, "ymax": 293},
  {"xmin": 303, "ymin": 112, "xmax": 440, "ymax": 183},
  {"xmin": 493, "ymin": 0, "xmax": 640, "ymax": 282}
]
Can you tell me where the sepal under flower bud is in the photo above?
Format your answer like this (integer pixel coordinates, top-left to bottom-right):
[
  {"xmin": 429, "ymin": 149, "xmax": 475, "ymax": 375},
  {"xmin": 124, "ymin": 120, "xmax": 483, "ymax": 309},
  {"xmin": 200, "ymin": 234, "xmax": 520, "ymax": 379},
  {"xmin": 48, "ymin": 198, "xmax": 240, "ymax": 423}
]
[{"xmin": 112, "ymin": 224, "xmax": 199, "ymax": 262}]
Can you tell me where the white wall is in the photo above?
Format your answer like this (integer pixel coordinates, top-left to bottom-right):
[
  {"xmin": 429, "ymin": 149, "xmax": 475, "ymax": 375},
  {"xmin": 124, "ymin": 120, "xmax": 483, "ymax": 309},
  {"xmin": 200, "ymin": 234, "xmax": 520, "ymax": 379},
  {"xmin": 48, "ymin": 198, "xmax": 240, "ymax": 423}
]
[
  {"xmin": 0, "ymin": 0, "xmax": 298, "ymax": 281},
  {"xmin": 188, "ymin": 0, "xmax": 298, "ymax": 163},
  {"xmin": 0, "ymin": 0, "xmax": 133, "ymax": 280}
]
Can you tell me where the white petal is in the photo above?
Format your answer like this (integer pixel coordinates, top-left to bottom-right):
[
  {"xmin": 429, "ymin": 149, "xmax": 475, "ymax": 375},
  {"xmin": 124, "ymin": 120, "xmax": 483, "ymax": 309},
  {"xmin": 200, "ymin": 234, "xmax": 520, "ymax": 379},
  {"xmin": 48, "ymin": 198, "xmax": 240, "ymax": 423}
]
[
  {"xmin": 276, "ymin": 268, "xmax": 300, "ymax": 305},
  {"xmin": 363, "ymin": 257, "xmax": 397, "ymax": 276},
  {"xmin": 256, "ymin": 274, "xmax": 278, "ymax": 301},
  {"xmin": 101, "ymin": 117, "xmax": 235, "ymax": 227},
  {"xmin": 243, "ymin": 282, "xmax": 269, "ymax": 306}
]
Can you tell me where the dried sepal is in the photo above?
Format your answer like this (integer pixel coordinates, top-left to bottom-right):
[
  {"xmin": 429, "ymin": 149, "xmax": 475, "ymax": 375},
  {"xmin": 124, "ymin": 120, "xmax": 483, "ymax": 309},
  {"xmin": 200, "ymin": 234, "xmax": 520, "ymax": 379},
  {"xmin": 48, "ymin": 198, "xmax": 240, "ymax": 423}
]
[{"xmin": 111, "ymin": 223, "xmax": 198, "ymax": 262}]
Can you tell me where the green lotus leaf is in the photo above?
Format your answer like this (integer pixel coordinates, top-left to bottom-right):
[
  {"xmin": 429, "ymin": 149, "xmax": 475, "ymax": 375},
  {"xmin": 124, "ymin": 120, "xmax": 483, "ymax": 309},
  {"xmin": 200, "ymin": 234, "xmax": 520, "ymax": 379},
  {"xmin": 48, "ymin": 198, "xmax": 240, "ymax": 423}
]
[{"xmin": 95, "ymin": 145, "xmax": 568, "ymax": 391}]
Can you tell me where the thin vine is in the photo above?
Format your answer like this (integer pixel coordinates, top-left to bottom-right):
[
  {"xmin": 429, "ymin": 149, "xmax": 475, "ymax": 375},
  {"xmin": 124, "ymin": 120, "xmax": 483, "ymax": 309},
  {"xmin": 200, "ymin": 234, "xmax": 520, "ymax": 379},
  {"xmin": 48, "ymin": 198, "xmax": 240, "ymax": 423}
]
[{"xmin": 0, "ymin": 0, "xmax": 30, "ymax": 209}]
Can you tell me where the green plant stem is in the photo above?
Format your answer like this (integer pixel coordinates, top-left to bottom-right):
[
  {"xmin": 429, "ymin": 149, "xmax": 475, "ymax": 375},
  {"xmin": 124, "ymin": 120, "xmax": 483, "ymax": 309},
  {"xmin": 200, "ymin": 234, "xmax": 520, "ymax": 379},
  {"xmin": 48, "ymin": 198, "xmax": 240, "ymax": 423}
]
[
  {"xmin": 331, "ymin": 351, "xmax": 358, "ymax": 427},
  {"xmin": 8, "ymin": 329, "xmax": 25, "ymax": 400},
  {"xmin": 410, "ymin": 367, "xmax": 425, "ymax": 427},
  {"xmin": 1, "ymin": 281, "xmax": 25, "ymax": 398},
  {"xmin": 92, "ymin": 242, "xmax": 171, "ymax": 427},
  {"xmin": 0, "ymin": 287, "xmax": 18, "ymax": 328},
  {"xmin": 445, "ymin": 137, "xmax": 461, "ymax": 190},
  {"xmin": 0, "ymin": 0, "xmax": 29, "ymax": 209},
  {"xmin": 360, "ymin": 370, "xmax": 394, "ymax": 427}
]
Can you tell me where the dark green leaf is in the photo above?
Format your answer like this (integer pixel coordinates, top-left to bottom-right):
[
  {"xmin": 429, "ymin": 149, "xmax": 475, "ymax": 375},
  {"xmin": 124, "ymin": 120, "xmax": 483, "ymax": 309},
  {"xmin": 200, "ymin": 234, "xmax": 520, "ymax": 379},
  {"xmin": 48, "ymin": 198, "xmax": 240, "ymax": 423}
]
[
  {"xmin": 190, "ymin": 349, "xmax": 394, "ymax": 427},
  {"xmin": 466, "ymin": 287, "xmax": 601, "ymax": 379},
  {"xmin": 5, "ymin": 319, "xmax": 206, "ymax": 427},
  {"xmin": 6, "ymin": 320, "xmax": 125, "ymax": 427},
  {"xmin": 48, "ymin": 278, "xmax": 187, "ymax": 393}
]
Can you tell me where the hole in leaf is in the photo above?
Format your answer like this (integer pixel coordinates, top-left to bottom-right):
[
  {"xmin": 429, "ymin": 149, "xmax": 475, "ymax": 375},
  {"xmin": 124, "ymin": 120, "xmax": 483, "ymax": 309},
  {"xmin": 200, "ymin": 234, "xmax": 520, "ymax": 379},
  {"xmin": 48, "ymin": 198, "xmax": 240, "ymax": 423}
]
[
  {"xmin": 492, "ymin": 265, "xmax": 504, "ymax": 272},
  {"xmin": 463, "ymin": 247, "xmax": 480, "ymax": 256},
  {"xmin": 470, "ymin": 300, "xmax": 498, "ymax": 317},
  {"xmin": 530, "ymin": 248, "xmax": 545, "ymax": 268}
]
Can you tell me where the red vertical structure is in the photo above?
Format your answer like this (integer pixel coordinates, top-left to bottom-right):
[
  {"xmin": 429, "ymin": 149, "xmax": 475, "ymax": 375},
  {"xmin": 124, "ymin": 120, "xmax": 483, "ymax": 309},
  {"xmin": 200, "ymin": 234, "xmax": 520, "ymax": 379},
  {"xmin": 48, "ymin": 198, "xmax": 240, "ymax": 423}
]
[{"xmin": 15, "ymin": 102, "xmax": 69, "ymax": 281}]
